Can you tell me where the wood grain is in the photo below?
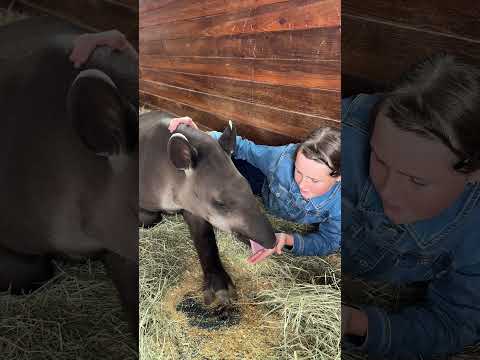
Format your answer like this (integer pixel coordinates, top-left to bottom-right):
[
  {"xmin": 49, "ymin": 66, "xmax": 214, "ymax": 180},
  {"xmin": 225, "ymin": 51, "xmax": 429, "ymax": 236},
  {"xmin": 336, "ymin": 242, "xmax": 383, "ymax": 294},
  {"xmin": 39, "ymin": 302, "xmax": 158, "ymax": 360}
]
[
  {"xmin": 343, "ymin": 0, "xmax": 480, "ymax": 41},
  {"xmin": 139, "ymin": 0, "xmax": 340, "ymax": 146},
  {"xmin": 10, "ymin": 0, "xmax": 138, "ymax": 46},
  {"xmin": 140, "ymin": 80, "xmax": 338, "ymax": 136},
  {"xmin": 140, "ymin": 0, "xmax": 293, "ymax": 24},
  {"xmin": 140, "ymin": 91, "xmax": 302, "ymax": 145},
  {"xmin": 140, "ymin": 56, "xmax": 340, "ymax": 89},
  {"xmin": 140, "ymin": 68, "xmax": 340, "ymax": 119},
  {"xmin": 140, "ymin": 27, "xmax": 340, "ymax": 61},
  {"xmin": 342, "ymin": 15, "xmax": 480, "ymax": 85},
  {"xmin": 140, "ymin": 0, "xmax": 339, "ymax": 39}
]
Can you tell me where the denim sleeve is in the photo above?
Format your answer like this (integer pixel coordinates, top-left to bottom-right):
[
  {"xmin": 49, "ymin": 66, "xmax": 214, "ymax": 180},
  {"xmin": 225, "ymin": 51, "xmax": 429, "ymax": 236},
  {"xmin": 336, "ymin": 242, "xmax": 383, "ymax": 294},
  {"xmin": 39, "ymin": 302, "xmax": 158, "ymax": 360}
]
[
  {"xmin": 209, "ymin": 131, "xmax": 287, "ymax": 175},
  {"xmin": 360, "ymin": 262, "xmax": 480, "ymax": 358},
  {"xmin": 290, "ymin": 216, "xmax": 341, "ymax": 256}
]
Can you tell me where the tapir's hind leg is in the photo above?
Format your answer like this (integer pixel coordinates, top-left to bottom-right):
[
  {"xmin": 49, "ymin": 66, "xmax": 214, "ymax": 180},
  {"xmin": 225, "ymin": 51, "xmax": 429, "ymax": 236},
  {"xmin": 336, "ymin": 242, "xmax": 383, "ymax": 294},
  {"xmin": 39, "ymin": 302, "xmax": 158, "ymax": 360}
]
[
  {"xmin": 0, "ymin": 246, "xmax": 53, "ymax": 294},
  {"xmin": 182, "ymin": 210, "xmax": 236, "ymax": 306}
]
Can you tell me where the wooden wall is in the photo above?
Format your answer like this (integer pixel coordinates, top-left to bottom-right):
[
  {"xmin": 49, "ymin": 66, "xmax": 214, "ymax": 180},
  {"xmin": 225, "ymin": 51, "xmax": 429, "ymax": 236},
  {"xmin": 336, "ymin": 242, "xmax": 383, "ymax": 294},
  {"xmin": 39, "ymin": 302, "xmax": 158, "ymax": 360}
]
[
  {"xmin": 0, "ymin": 0, "xmax": 138, "ymax": 48},
  {"xmin": 139, "ymin": 0, "xmax": 341, "ymax": 145},
  {"xmin": 342, "ymin": 1, "xmax": 480, "ymax": 95}
]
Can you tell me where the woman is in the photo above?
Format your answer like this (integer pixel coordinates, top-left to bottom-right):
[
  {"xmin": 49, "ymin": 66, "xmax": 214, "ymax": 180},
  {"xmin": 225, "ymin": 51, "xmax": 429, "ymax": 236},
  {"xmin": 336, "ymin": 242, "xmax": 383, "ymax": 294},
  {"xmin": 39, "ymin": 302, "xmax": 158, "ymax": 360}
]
[{"xmin": 341, "ymin": 54, "xmax": 480, "ymax": 359}]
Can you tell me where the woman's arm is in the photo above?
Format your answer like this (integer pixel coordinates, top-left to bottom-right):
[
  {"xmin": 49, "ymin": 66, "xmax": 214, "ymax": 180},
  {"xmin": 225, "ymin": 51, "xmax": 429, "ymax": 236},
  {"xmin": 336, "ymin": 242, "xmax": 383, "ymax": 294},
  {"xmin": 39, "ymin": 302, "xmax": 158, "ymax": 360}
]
[
  {"xmin": 289, "ymin": 216, "xmax": 341, "ymax": 256},
  {"xmin": 344, "ymin": 261, "xmax": 480, "ymax": 358},
  {"xmin": 209, "ymin": 131, "xmax": 287, "ymax": 176}
]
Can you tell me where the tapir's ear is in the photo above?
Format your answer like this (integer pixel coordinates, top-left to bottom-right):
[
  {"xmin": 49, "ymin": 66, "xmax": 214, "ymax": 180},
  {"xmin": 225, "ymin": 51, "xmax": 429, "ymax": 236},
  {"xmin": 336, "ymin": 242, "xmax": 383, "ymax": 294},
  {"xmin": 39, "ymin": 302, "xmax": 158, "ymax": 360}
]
[
  {"xmin": 168, "ymin": 133, "xmax": 198, "ymax": 170},
  {"xmin": 67, "ymin": 69, "xmax": 138, "ymax": 157},
  {"xmin": 218, "ymin": 120, "xmax": 236, "ymax": 155}
]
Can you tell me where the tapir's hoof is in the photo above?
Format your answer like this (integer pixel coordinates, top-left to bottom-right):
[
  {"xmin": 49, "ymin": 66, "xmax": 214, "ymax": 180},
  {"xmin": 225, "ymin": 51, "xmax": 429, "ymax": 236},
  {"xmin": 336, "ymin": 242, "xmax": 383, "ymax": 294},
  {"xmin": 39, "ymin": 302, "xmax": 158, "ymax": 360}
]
[
  {"xmin": 203, "ymin": 284, "xmax": 237, "ymax": 306},
  {"xmin": 203, "ymin": 272, "xmax": 236, "ymax": 306},
  {"xmin": 216, "ymin": 286, "xmax": 237, "ymax": 306}
]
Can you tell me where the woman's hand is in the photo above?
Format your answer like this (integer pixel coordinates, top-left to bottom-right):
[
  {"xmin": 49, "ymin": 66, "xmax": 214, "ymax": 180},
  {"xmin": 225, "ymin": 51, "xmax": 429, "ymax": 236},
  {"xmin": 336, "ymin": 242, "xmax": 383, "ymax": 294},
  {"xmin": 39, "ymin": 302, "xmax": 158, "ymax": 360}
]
[
  {"xmin": 272, "ymin": 232, "xmax": 294, "ymax": 254},
  {"xmin": 69, "ymin": 30, "xmax": 133, "ymax": 68},
  {"xmin": 341, "ymin": 305, "xmax": 368, "ymax": 337},
  {"xmin": 247, "ymin": 233, "xmax": 294, "ymax": 264},
  {"xmin": 168, "ymin": 117, "xmax": 199, "ymax": 132}
]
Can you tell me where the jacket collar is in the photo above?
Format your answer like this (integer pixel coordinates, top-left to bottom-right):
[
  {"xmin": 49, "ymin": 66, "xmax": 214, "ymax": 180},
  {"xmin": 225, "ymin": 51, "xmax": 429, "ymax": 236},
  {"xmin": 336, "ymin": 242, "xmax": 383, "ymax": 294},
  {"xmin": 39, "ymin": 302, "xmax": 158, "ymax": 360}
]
[{"xmin": 359, "ymin": 179, "xmax": 480, "ymax": 247}]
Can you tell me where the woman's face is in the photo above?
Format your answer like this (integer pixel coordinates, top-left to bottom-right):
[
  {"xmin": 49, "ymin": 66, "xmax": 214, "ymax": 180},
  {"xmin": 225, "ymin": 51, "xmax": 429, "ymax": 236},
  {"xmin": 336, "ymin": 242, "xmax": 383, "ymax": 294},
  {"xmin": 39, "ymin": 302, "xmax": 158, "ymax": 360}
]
[
  {"xmin": 370, "ymin": 115, "xmax": 474, "ymax": 224},
  {"xmin": 294, "ymin": 152, "xmax": 339, "ymax": 200}
]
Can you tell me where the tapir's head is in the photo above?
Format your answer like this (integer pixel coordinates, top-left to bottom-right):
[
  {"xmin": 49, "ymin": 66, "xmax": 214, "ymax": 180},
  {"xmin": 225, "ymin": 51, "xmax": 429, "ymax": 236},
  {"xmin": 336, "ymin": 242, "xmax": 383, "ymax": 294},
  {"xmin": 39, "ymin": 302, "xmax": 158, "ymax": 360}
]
[{"xmin": 168, "ymin": 122, "xmax": 276, "ymax": 249}]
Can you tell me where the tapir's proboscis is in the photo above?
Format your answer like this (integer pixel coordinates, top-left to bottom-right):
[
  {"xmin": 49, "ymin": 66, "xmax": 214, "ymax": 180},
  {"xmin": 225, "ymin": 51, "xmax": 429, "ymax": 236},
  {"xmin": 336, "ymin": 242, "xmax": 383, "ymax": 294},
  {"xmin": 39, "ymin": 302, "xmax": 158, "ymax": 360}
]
[
  {"xmin": 139, "ymin": 111, "xmax": 277, "ymax": 306},
  {"xmin": 0, "ymin": 18, "xmax": 139, "ymax": 337}
]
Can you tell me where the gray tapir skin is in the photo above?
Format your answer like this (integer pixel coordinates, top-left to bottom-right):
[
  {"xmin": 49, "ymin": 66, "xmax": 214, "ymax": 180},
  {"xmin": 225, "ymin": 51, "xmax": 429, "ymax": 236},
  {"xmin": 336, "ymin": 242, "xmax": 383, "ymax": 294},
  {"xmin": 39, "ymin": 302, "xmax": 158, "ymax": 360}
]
[
  {"xmin": 0, "ymin": 17, "xmax": 138, "ymax": 336},
  {"xmin": 139, "ymin": 111, "xmax": 276, "ymax": 305}
]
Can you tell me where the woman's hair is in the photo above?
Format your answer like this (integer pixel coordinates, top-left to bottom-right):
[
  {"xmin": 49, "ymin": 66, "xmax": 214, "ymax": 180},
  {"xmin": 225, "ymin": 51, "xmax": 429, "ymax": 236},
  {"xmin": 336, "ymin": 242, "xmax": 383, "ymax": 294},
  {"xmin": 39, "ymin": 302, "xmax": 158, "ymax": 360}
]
[
  {"xmin": 295, "ymin": 127, "xmax": 341, "ymax": 177},
  {"xmin": 373, "ymin": 54, "xmax": 480, "ymax": 174}
]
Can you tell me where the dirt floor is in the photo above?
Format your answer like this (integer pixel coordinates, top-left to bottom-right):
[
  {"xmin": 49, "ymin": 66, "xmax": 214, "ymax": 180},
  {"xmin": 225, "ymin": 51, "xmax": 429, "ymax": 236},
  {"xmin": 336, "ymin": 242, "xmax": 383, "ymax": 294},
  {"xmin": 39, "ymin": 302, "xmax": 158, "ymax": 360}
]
[{"xmin": 139, "ymin": 211, "xmax": 341, "ymax": 360}]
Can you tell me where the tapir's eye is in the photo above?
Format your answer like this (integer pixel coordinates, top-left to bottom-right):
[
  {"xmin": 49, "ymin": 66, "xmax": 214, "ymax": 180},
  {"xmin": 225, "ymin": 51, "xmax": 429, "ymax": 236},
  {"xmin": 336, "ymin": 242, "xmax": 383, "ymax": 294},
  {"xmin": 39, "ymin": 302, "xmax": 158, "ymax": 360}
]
[{"xmin": 213, "ymin": 199, "xmax": 227, "ymax": 208}]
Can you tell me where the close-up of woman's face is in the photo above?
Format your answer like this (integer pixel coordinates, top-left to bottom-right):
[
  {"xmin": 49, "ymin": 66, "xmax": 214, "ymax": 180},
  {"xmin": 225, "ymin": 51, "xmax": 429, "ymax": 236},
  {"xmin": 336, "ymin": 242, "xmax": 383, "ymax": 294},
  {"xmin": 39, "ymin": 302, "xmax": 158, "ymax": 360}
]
[
  {"xmin": 294, "ymin": 151, "xmax": 339, "ymax": 200},
  {"xmin": 369, "ymin": 113, "xmax": 473, "ymax": 225}
]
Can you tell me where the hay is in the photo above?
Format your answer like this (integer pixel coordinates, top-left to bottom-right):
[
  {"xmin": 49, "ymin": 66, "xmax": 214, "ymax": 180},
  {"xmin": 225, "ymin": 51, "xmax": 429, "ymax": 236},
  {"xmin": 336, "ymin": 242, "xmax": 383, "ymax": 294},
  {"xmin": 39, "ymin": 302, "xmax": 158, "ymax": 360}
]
[
  {"xmin": 0, "ymin": 260, "xmax": 136, "ymax": 360},
  {"xmin": 139, "ymin": 211, "xmax": 341, "ymax": 360}
]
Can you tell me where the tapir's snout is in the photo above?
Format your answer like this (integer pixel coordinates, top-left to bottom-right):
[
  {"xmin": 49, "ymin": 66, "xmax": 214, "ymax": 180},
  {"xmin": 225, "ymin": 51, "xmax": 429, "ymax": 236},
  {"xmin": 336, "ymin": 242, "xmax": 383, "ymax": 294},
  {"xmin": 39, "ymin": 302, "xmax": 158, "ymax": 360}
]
[{"xmin": 234, "ymin": 210, "xmax": 276, "ymax": 250}]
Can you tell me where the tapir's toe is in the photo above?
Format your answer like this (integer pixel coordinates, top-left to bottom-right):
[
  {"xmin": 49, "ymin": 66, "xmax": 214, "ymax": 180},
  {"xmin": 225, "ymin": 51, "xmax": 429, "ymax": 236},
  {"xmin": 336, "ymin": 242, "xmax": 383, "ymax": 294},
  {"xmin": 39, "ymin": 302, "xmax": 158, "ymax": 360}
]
[
  {"xmin": 216, "ymin": 289, "xmax": 232, "ymax": 306},
  {"xmin": 203, "ymin": 287, "xmax": 236, "ymax": 306},
  {"xmin": 203, "ymin": 272, "xmax": 236, "ymax": 306},
  {"xmin": 203, "ymin": 288, "xmax": 215, "ymax": 305}
]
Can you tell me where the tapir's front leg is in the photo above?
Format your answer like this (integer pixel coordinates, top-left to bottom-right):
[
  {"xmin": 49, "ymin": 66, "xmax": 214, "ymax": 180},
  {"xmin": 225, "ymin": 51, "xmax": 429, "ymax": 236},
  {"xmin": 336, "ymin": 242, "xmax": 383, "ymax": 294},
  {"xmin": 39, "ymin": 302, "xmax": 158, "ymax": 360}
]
[
  {"xmin": 139, "ymin": 208, "xmax": 163, "ymax": 228},
  {"xmin": 103, "ymin": 251, "xmax": 139, "ymax": 340},
  {"xmin": 182, "ymin": 210, "xmax": 236, "ymax": 306},
  {"xmin": 0, "ymin": 246, "xmax": 53, "ymax": 294}
]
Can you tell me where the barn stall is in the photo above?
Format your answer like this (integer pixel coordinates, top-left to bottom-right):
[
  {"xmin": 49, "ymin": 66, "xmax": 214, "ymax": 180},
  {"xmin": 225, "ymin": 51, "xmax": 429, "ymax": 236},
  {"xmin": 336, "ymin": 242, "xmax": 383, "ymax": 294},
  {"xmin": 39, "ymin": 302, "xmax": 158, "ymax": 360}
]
[
  {"xmin": 342, "ymin": 2, "xmax": 480, "ymax": 359},
  {"xmin": 139, "ymin": 1, "xmax": 341, "ymax": 359},
  {"xmin": 0, "ymin": 2, "xmax": 137, "ymax": 359}
]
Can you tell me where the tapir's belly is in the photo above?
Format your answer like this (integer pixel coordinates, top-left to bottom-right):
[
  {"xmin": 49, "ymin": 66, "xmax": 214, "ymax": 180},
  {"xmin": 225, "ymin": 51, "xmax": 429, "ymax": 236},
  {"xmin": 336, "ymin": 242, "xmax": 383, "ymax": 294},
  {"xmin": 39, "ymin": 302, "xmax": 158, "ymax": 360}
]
[
  {"xmin": 0, "ymin": 216, "xmax": 104, "ymax": 258},
  {"xmin": 48, "ymin": 224, "xmax": 104, "ymax": 259}
]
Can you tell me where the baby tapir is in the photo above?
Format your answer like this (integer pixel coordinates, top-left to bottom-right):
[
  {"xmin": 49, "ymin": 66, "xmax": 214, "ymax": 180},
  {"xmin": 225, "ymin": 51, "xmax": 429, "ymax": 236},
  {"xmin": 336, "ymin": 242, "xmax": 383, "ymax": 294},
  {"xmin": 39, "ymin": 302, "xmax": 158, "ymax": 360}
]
[{"xmin": 139, "ymin": 111, "xmax": 277, "ymax": 305}]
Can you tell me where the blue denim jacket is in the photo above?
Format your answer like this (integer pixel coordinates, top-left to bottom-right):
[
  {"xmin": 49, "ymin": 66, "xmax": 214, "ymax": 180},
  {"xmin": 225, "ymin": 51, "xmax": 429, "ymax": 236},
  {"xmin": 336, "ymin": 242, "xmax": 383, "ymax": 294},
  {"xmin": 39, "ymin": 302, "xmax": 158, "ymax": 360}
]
[
  {"xmin": 342, "ymin": 94, "xmax": 480, "ymax": 359},
  {"xmin": 210, "ymin": 131, "xmax": 341, "ymax": 256}
]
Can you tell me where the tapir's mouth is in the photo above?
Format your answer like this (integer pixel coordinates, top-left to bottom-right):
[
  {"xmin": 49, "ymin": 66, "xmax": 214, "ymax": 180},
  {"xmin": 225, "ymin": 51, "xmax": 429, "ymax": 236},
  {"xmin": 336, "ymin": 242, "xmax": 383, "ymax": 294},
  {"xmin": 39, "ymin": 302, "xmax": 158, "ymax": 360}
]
[
  {"xmin": 234, "ymin": 232, "xmax": 269, "ymax": 256},
  {"xmin": 249, "ymin": 239, "xmax": 266, "ymax": 255}
]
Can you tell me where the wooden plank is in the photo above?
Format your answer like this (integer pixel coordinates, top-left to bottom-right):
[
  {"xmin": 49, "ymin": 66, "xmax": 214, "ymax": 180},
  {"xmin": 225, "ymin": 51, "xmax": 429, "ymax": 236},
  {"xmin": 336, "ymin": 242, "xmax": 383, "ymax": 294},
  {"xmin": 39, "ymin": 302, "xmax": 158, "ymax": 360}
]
[
  {"xmin": 140, "ymin": 27, "xmax": 340, "ymax": 61},
  {"xmin": 343, "ymin": 0, "xmax": 480, "ymax": 41},
  {"xmin": 140, "ymin": 0, "xmax": 340, "ymax": 39},
  {"xmin": 140, "ymin": 80, "xmax": 338, "ymax": 138},
  {"xmin": 140, "ymin": 68, "xmax": 340, "ymax": 119},
  {"xmin": 342, "ymin": 15, "xmax": 480, "ymax": 85},
  {"xmin": 15, "ymin": 0, "xmax": 138, "ymax": 46},
  {"xmin": 140, "ymin": 91, "xmax": 306, "ymax": 145},
  {"xmin": 139, "ymin": 0, "xmax": 289, "ymax": 22},
  {"xmin": 140, "ymin": 57, "xmax": 340, "ymax": 89},
  {"xmin": 108, "ymin": 0, "xmax": 138, "ymax": 11}
]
